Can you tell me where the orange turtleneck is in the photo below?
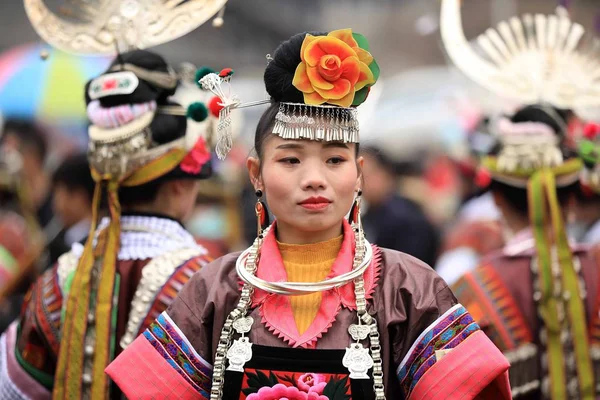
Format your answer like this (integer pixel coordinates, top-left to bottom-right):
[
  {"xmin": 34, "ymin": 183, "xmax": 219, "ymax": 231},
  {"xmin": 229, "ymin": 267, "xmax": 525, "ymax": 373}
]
[{"xmin": 277, "ymin": 235, "xmax": 343, "ymax": 335}]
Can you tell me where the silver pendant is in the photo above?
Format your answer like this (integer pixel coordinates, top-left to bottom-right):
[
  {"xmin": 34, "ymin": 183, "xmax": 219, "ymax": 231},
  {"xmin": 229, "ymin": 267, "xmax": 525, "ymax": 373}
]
[
  {"xmin": 348, "ymin": 324, "xmax": 370, "ymax": 341},
  {"xmin": 233, "ymin": 316, "xmax": 254, "ymax": 334},
  {"xmin": 226, "ymin": 337, "xmax": 253, "ymax": 372},
  {"xmin": 342, "ymin": 343, "xmax": 374, "ymax": 380}
]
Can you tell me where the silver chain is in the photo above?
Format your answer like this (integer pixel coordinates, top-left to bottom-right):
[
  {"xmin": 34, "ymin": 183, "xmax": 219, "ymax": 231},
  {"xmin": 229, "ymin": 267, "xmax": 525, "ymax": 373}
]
[
  {"xmin": 209, "ymin": 241, "xmax": 258, "ymax": 399},
  {"xmin": 352, "ymin": 224, "xmax": 386, "ymax": 399},
  {"xmin": 209, "ymin": 223, "xmax": 386, "ymax": 399}
]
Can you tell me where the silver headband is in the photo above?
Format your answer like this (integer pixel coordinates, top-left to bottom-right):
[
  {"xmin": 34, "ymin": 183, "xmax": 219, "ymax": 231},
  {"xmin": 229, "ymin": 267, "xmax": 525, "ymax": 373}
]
[{"xmin": 273, "ymin": 103, "xmax": 359, "ymax": 143}]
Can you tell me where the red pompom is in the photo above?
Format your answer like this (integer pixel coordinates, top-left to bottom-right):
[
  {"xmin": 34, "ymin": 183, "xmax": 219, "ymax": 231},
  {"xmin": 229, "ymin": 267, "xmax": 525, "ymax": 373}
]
[
  {"xmin": 583, "ymin": 123, "xmax": 600, "ymax": 140},
  {"xmin": 475, "ymin": 167, "xmax": 492, "ymax": 188},
  {"xmin": 208, "ymin": 96, "xmax": 224, "ymax": 118},
  {"xmin": 581, "ymin": 183, "xmax": 595, "ymax": 198},
  {"xmin": 219, "ymin": 68, "xmax": 234, "ymax": 78}
]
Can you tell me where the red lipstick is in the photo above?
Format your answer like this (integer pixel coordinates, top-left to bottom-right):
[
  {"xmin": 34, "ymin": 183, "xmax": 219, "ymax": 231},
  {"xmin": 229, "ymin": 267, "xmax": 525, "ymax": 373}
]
[{"xmin": 298, "ymin": 196, "xmax": 332, "ymax": 210}]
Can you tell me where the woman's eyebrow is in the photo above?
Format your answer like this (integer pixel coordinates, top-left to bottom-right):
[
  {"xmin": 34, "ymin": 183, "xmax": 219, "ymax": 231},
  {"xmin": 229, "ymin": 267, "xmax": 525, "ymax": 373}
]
[
  {"xmin": 275, "ymin": 143, "xmax": 304, "ymax": 150},
  {"xmin": 323, "ymin": 142, "xmax": 350, "ymax": 149}
]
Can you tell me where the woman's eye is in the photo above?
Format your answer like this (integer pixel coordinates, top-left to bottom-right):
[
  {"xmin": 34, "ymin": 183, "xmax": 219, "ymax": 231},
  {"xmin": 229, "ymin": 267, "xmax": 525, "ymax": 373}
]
[
  {"xmin": 279, "ymin": 157, "xmax": 300, "ymax": 164},
  {"xmin": 327, "ymin": 157, "xmax": 346, "ymax": 165}
]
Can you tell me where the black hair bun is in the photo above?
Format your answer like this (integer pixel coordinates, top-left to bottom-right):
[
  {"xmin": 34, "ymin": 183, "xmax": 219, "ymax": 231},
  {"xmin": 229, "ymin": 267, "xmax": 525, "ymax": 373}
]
[
  {"xmin": 150, "ymin": 100, "xmax": 187, "ymax": 144},
  {"xmin": 510, "ymin": 105, "xmax": 570, "ymax": 139},
  {"xmin": 264, "ymin": 31, "xmax": 326, "ymax": 103},
  {"xmin": 85, "ymin": 49, "xmax": 178, "ymax": 108}
]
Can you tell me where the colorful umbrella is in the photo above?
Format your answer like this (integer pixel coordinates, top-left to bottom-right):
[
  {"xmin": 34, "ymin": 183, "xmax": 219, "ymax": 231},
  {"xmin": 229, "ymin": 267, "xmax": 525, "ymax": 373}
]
[{"xmin": 0, "ymin": 43, "xmax": 110, "ymax": 126}]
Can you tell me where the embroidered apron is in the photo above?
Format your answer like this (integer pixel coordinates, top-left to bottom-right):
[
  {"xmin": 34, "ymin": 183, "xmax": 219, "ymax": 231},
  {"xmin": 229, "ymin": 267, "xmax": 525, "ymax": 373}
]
[{"xmin": 222, "ymin": 344, "xmax": 375, "ymax": 400}]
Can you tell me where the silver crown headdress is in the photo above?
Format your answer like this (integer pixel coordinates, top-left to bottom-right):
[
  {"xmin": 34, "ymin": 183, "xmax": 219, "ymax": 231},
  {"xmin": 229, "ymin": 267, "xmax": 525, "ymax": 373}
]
[{"xmin": 199, "ymin": 75, "xmax": 360, "ymax": 160}]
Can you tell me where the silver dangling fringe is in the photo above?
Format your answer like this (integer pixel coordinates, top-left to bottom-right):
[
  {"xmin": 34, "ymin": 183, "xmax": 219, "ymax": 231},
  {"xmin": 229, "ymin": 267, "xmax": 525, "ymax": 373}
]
[{"xmin": 272, "ymin": 102, "xmax": 359, "ymax": 143}]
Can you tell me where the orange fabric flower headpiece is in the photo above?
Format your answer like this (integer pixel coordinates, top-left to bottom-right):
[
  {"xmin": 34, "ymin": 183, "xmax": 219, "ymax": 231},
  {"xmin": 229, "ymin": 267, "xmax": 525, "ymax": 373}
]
[{"xmin": 292, "ymin": 29, "xmax": 379, "ymax": 108}]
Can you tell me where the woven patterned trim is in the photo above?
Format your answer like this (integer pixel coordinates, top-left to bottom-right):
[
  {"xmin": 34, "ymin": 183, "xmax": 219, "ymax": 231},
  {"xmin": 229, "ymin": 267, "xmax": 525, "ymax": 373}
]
[
  {"xmin": 33, "ymin": 267, "xmax": 63, "ymax": 355},
  {"xmin": 396, "ymin": 304, "xmax": 479, "ymax": 398},
  {"xmin": 136, "ymin": 255, "xmax": 209, "ymax": 338},
  {"xmin": 452, "ymin": 264, "xmax": 533, "ymax": 351},
  {"xmin": 143, "ymin": 312, "xmax": 212, "ymax": 397},
  {"xmin": 120, "ymin": 250, "xmax": 209, "ymax": 349},
  {"xmin": 0, "ymin": 333, "xmax": 29, "ymax": 400}
]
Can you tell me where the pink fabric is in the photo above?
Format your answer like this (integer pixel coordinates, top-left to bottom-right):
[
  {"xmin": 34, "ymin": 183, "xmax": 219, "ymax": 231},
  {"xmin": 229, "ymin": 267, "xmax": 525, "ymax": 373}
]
[
  {"xmin": 105, "ymin": 335, "xmax": 205, "ymax": 400},
  {"xmin": 4, "ymin": 323, "xmax": 51, "ymax": 399},
  {"xmin": 87, "ymin": 100, "xmax": 156, "ymax": 129},
  {"xmin": 409, "ymin": 331, "xmax": 512, "ymax": 400},
  {"xmin": 251, "ymin": 221, "xmax": 381, "ymax": 348}
]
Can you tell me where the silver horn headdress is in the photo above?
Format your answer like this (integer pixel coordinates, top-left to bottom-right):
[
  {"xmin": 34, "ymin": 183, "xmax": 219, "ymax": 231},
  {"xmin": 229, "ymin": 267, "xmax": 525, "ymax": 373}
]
[
  {"xmin": 24, "ymin": 0, "xmax": 227, "ymax": 55},
  {"xmin": 441, "ymin": 0, "xmax": 600, "ymax": 115}
]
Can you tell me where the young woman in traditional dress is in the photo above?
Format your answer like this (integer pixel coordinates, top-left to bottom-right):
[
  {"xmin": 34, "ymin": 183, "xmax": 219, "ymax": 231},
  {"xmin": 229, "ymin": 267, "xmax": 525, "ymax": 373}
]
[{"xmin": 107, "ymin": 29, "xmax": 511, "ymax": 400}]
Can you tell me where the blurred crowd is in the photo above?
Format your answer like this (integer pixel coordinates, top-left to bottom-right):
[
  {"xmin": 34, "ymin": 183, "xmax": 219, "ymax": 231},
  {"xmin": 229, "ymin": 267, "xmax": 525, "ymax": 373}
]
[{"xmin": 1, "ymin": 104, "xmax": 598, "ymax": 324}]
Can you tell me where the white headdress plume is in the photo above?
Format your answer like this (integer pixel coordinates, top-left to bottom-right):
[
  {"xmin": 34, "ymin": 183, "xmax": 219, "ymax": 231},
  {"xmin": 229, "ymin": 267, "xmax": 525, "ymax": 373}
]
[{"xmin": 441, "ymin": 0, "xmax": 600, "ymax": 113}]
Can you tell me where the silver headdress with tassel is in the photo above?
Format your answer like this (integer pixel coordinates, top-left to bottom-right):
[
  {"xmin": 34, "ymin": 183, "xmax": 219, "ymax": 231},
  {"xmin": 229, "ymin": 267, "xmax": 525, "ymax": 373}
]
[
  {"xmin": 198, "ymin": 76, "xmax": 361, "ymax": 160},
  {"xmin": 199, "ymin": 71, "xmax": 241, "ymax": 160}
]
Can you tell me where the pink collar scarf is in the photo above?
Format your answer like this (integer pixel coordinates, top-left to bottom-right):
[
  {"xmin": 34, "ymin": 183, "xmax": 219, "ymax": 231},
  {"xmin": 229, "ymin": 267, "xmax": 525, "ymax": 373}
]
[{"xmin": 250, "ymin": 220, "xmax": 382, "ymax": 348}]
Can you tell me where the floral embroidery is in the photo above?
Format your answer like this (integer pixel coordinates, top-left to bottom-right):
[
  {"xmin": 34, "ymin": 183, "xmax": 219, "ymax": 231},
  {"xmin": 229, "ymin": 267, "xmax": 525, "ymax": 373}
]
[
  {"xmin": 242, "ymin": 369, "xmax": 350, "ymax": 400},
  {"xmin": 396, "ymin": 304, "xmax": 480, "ymax": 398},
  {"xmin": 292, "ymin": 29, "xmax": 379, "ymax": 107}
]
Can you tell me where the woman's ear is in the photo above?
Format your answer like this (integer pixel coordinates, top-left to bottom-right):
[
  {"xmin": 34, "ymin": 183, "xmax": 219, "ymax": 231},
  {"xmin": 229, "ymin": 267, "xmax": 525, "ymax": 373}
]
[
  {"xmin": 246, "ymin": 157, "xmax": 262, "ymax": 190},
  {"xmin": 356, "ymin": 156, "xmax": 365, "ymax": 190}
]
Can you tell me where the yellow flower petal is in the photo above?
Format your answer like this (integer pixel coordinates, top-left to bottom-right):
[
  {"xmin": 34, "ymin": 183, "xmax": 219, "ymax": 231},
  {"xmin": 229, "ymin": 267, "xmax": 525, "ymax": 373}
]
[
  {"xmin": 328, "ymin": 90, "xmax": 355, "ymax": 108},
  {"xmin": 328, "ymin": 29, "xmax": 358, "ymax": 49},
  {"xmin": 354, "ymin": 48, "xmax": 373, "ymax": 66},
  {"xmin": 292, "ymin": 62, "xmax": 315, "ymax": 93},
  {"xmin": 354, "ymin": 62, "xmax": 375, "ymax": 91},
  {"xmin": 304, "ymin": 91, "xmax": 326, "ymax": 105},
  {"xmin": 314, "ymin": 78, "xmax": 352, "ymax": 100},
  {"xmin": 300, "ymin": 34, "xmax": 318, "ymax": 63}
]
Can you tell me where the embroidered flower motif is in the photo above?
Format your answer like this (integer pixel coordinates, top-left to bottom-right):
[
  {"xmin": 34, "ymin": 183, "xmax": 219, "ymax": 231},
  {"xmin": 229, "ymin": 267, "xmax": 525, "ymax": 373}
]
[
  {"xmin": 246, "ymin": 383, "xmax": 329, "ymax": 400},
  {"xmin": 292, "ymin": 29, "xmax": 379, "ymax": 108},
  {"xmin": 297, "ymin": 373, "xmax": 327, "ymax": 394},
  {"xmin": 181, "ymin": 137, "xmax": 210, "ymax": 174}
]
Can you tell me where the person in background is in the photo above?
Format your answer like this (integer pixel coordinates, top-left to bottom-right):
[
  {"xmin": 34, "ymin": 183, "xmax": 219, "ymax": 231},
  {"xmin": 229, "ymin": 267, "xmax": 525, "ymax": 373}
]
[
  {"xmin": 361, "ymin": 145, "xmax": 440, "ymax": 266},
  {"xmin": 48, "ymin": 153, "xmax": 94, "ymax": 264},
  {"xmin": 0, "ymin": 119, "xmax": 53, "ymax": 230},
  {"xmin": 570, "ymin": 188, "xmax": 600, "ymax": 244},
  {"xmin": 0, "ymin": 49, "xmax": 217, "ymax": 399},
  {"xmin": 452, "ymin": 105, "xmax": 599, "ymax": 398},
  {"xmin": 0, "ymin": 145, "xmax": 46, "ymax": 332},
  {"xmin": 436, "ymin": 117, "xmax": 505, "ymax": 285},
  {"xmin": 109, "ymin": 28, "xmax": 510, "ymax": 399},
  {"xmin": 571, "ymin": 122, "xmax": 600, "ymax": 244}
]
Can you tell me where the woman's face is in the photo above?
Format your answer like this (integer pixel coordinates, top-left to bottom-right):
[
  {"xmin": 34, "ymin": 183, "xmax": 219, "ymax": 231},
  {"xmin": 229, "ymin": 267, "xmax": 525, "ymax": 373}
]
[{"xmin": 248, "ymin": 135, "xmax": 362, "ymax": 243}]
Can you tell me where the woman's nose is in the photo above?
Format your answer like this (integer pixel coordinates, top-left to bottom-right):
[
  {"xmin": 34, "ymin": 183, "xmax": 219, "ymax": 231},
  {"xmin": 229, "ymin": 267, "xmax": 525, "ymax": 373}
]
[{"xmin": 300, "ymin": 163, "xmax": 327, "ymax": 190}]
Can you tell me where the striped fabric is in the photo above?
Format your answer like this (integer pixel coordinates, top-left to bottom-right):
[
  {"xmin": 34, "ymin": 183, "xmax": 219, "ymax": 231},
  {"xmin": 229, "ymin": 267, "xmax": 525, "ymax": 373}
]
[
  {"xmin": 408, "ymin": 331, "xmax": 511, "ymax": 400},
  {"xmin": 452, "ymin": 264, "xmax": 533, "ymax": 351},
  {"xmin": 397, "ymin": 304, "xmax": 480, "ymax": 399},
  {"xmin": 106, "ymin": 312, "xmax": 212, "ymax": 399},
  {"xmin": 0, "ymin": 324, "xmax": 51, "ymax": 400},
  {"xmin": 86, "ymin": 100, "xmax": 156, "ymax": 129}
]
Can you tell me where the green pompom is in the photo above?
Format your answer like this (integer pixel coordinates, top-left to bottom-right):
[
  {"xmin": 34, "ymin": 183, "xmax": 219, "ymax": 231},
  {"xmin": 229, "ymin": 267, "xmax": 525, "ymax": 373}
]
[
  {"xmin": 187, "ymin": 102, "xmax": 209, "ymax": 122},
  {"xmin": 195, "ymin": 67, "xmax": 215, "ymax": 87}
]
